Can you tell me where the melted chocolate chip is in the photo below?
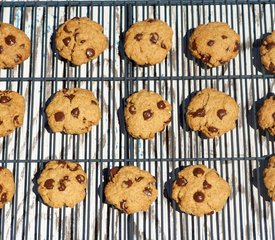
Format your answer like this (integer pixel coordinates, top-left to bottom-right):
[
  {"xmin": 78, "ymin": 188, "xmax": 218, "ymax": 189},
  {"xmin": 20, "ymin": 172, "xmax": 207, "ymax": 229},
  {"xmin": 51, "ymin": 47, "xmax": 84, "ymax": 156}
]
[
  {"xmin": 72, "ymin": 17, "xmax": 80, "ymax": 20},
  {"xmin": 190, "ymin": 108, "xmax": 205, "ymax": 118},
  {"xmin": 129, "ymin": 105, "xmax": 136, "ymax": 114},
  {"xmin": 134, "ymin": 33, "xmax": 143, "ymax": 41},
  {"xmin": 233, "ymin": 42, "xmax": 240, "ymax": 52},
  {"xmin": 266, "ymin": 42, "xmax": 275, "ymax": 50},
  {"xmin": 193, "ymin": 167, "xmax": 204, "ymax": 177},
  {"xmin": 120, "ymin": 200, "xmax": 127, "ymax": 211},
  {"xmin": 123, "ymin": 179, "xmax": 133, "ymax": 187},
  {"xmin": 201, "ymin": 54, "xmax": 211, "ymax": 63},
  {"xmin": 58, "ymin": 181, "xmax": 66, "ymax": 191},
  {"xmin": 191, "ymin": 41, "xmax": 197, "ymax": 50},
  {"xmin": 207, "ymin": 40, "xmax": 215, "ymax": 46},
  {"xmin": 71, "ymin": 108, "xmax": 80, "ymax": 118},
  {"xmin": 143, "ymin": 187, "xmax": 152, "ymax": 196},
  {"xmin": 193, "ymin": 191, "xmax": 205, "ymax": 202},
  {"xmin": 19, "ymin": 44, "xmax": 25, "ymax": 49},
  {"xmin": 67, "ymin": 164, "xmax": 80, "ymax": 171},
  {"xmin": 13, "ymin": 115, "xmax": 19, "ymax": 125},
  {"xmin": 176, "ymin": 177, "xmax": 188, "ymax": 186},
  {"xmin": 58, "ymin": 160, "xmax": 67, "ymax": 167},
  {"xmin": 86, "ymin": 48, "xmax": 95, "ymax": 58},
  {"xmin": 157, "ymin": 100, "xmax": 166, "ymax": 109},
  {"xmin": 226, "ymin": 47, "xmax": 230, "ymax": 51},
  {"xmin": 5, "ymin": 35, "xmax": 16, "ymax": 45},
  {"xmin": 208, "ymin": 126, "xmax": 218, "ymax": 133},
  {"xmin": 0, "ymin": 184, "xmax": 2, "ymax": 193},
  {"xmin": 207, "ymin": 211, "xmax": 214, "ymax": 215},
  {"xmin": 80, "ymin": 40, "xmax": 86, "ymax": 44},
  {"xmin": 44, "ymin": 179, "xmax": 55, "ymax": 189},
  {"xmin": 161, "ymin": 41, "xmax": 167, "ymax": 49},
  {"xmin": 0, "ymin": 193, "xmax": 7, "ymax": 203},
  {"xmin": 0, "ymin": 46, "xmax": 3, "ymax": 54},
  {"xmin": 63, "ymin": 25, "xmax": 72, "ymax": 33},
  {"xmin": 203, "ymin": 180, "xmax": 212, "ymax": 189},
  {"xmin": 76, "ymin": 174, "xmax": 85, "ymax": 183},
  {"xmin": 63, "ymin": 176, "xmax": 69, "ymax": 181},
  {"xmin": 0, "ymin": 96, "xmax": 11, "ymax": 103},
  {"xmin": 221, "ymin": 35, "xmax": 228, "ymax": 39},
  {"xmin": 272, "ymin": 113, "xmax": 275, "ymax": 120},
  {"xmin": 109, "ymin": 167, "xmax": 120, "ymax": 181},
  {"xmin": 0, "ymin": 120, "xmax": 2, "ymax": 125},
  {"xmin": 63, "ymin": 37, "xmax": 71, "ymax": 46},
  {"xmin": 62, "ymin": 88, "xmax": 69, "ymax": 94},
  {"xmin": 135, "ymin": 176, "xmax": 144, "ymax": 182},
  {"xmin": 54, "ymin": 112, "xmax": 65, "ymax": 121},
  {"xmin": 269, "ymin": 63, "xmax": 275, "ymax": 72},
  {"xmin": 150, "ymin": 32, "xmax": 159, "ymax": 44},
  {"xmin": 0, "ymin": 167, "xmax": 3, "ymax": 171},
  {"xmin": 64, "ymin": 94, "xmax": 75, "ymax": 102},
  {"xmin": 217, "ymin": 109, "xmax": 226, "ymax": 120},
  {"xmin": 147, "ymin": 19, "xmax": 155, "ymax": 23},
  {"xmin": 143, "ymin": 110, "xmax": 153, "ymax": 120},
  {"xmin": 91, "ymin": 100, "xmax": 98, "ymax": 105}
]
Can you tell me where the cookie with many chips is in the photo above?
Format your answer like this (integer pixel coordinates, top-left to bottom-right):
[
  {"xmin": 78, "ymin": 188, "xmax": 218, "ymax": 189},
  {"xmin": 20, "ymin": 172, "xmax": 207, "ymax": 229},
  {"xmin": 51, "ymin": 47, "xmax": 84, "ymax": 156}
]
[
  {"xmin": 263, "ymin": 156, "xmax": 275, "ymax": 201},
  {"xmin": 0, "ymin": 167, "xmax": 15, "ymax": 208},
  {"xmin": 260, "ymin": 31, "xmax": 275, "ymax": 73}
]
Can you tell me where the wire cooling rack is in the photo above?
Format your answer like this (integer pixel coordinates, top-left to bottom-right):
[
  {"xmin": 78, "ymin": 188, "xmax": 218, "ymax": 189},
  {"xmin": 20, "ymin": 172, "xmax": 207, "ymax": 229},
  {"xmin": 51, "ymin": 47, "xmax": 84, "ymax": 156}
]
[{"xmin": 0, "ymin": 0, "xmax": 274, "ymax": 239}]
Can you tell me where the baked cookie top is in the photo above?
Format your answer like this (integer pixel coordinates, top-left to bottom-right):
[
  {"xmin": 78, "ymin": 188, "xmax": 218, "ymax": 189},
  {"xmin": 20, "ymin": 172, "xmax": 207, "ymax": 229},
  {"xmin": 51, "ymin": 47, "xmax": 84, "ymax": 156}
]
[
  {"xmin": 46, "ymin": 88, "xmax": 101, "ymax": 134},
  {"xmin": 264, "ymin": 156, "xmax": 275, "ymax": 201},
  {"xmin": 189, "ymin": 22, "xmax": 240, "ymax": 67},
  {"xmin": 172, "ymin": 165, "xmax": 231, "ymax": 216},
  {"xmin": 104, "ymin": 166, "xmax": 158, "ymax": 214},
  {"xmin": 260, "ymin": 31, "xmax": 275, "ymax": 73},
  {"xmin": 55, "ymin": 17, "xmax": 107, "ymax": 65},
  {"xmin": 186, "ymin": 88, "xmax": 239, "ymax": 138},
  {"xmin": 258, "ymin": 95, "xmax": 275, "ymax": 136},
  {"xmin": 0, "ymin": 90, "xmax": 25, "ymax": 137},
  {"xmin": 0, "ymin": 166, "xmax": 15, "ymax": 208},
  {"xmin": 124, "ymin": 19, "xmax": 173, "ymax": 65},
  {"xmin": 0, "ymin": 23, "xmax": 30, "ymax": 68},
  {"xmin": 37, "ymin": 160, "xmax": 87, "ymax": 208},
  {"xmin": 124, "ymin": 89, "xmax": 172, "ymax": 139}
]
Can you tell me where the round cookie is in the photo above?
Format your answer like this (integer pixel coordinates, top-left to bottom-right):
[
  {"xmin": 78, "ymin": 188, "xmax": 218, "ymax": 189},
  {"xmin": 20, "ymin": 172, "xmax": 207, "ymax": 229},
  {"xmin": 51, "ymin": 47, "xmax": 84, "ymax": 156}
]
[
  {"xmin": 46, "ymin": 88, "xmax": 101, "ymax": 134},
  {"xmin": 104, "ymin": 166, "xmax": 158, "ymax": 214},
  {"xmin": 189, "ymin": 22, "xmax": 240, "ymax": 67},
  {"xmin": 0, "ymin": 167, "xmax": 15, "ymax": 208},
  {"xmin": 124, "ymin": 90, "xmax": 172, "ymax": 139},
  {"xmin": 0, "ymin": 23, "xmax": 30, "ymax": 68},
  {"xmin": 172, "ymin": 165, "xmax": 231, "ymax": 216},
  {"xmin": 0, "ymin": 90, "xmax": 25, "ymax": 137},
  {"xmin": 258, "ymin": 96, "xmax": 275, "ymax": 135},
  {"xmin": 186, "ymin": 88, "xmax": 239, "ymax": 138},
  {"xmin": 37, "ymin": 160, "xmax": 87, "ymax": 208},
  {"xmin": 263, "ymin": 156, "xmax": 275, "ymax": 201},
  {"xmin": 260, "ymin": 31, "xmax": 275, "ymax": 73},
  {"xmin": 124, "ymin": 19, "xmax": 173, "ymax": 65}
]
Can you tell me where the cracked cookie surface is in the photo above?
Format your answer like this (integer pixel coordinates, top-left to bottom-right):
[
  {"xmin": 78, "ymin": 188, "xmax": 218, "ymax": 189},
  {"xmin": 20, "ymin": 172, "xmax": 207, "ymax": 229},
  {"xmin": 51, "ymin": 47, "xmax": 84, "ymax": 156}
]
[
  {"xmin": 105, "ymin": 166, "xmax": 158, "ymax": 214},
  {"xmin": 46, "ymin": 88, "xmax": 101, "ymax": 134},
  {"xmin": 0, "ymin": 23, "xmax": 30, "ymax": 68},
  {"xmin": 38, "ymin": 160, "xmax": 87, "ymax": 208},
  {"xmin": 172, "ymin": 165, "xmax": 231, "ymax": 216},
  {"xmin": 186, "ymin": 88, "xmax": 239, "ymax": 138},
  {"xmin": 0, "ymin": 90, "xmax": 25, "ymax": 137},
  {"xmin": 0, "ymin": 167, "xmax": 15, "ymax": 208},
  {"xmin": 124, "ymin": 89, "xmax": 172, "ymax": 139},
  {"xmin": 55, "ymin": 17, "xmax": 107, "ymax": 65},
  {"xmin": 124, "ymin": 19, "xmax": 173, "ymax": 65},
  {"xmin": 258, "ymin": 95, "xmax": 275, "ymax": 135},
  {"xmin": 260, "ymin": 31, "xmax": 275, "ymax": 73},
  {"xmin": 263, "ymin": 156, "xmax": 275, "ymax": 201},
  {"xmin": 189, "ymin": 22, "xmax": 240, "ymax": 67}
]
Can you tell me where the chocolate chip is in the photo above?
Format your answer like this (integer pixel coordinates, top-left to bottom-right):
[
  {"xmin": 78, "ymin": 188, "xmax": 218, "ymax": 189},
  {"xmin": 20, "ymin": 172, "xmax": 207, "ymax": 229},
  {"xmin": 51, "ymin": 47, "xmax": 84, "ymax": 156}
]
[
  {"xmin": 71, "ymin": 108, "xmax": 80, "ymax": 118},
  {"xmin": 0, "ymin": 167, "xmax": 3, "ymax": 171},
  {"xmin": 0, "ymin": 96, "xmax": 11, "ymax": 103},
  {"xmin": 207, "ymin": 211, "xmax": 214, "ymax": 215},
  {"xmin": 58, "ymin": 181, "xmax": 66, "ymax": 191},
  {"xmin": 217, "ymin": 109, "xmax": 226, "ymax": 120},
  {"xmin": 67, "ymin": 164, "xmax": 80, "ymax": 171},
  {"xmin": 266, "ymin": 42, "xmax": 275, "ymax": 50},
  {"xmin": 269, "ymin": 62, "xmax": 275, "ymax": 72},
  {"xmin": 207, "ymin": 40, "xmax": 215, "ymax": 46},
  {"xmin": 120, "ymin": 200, "xmax": 128, "ymax": 211},
  {"xmin": 20, "ymin": 44, "xmax": 25, "ymax": 49},
  {"xmin": 143, "ymin": 187, "xmax": 152, "ymax": 196},
  {"xmin": 208, "ymin": 126, "xmax": 218, "ymax": 133},
  {"xmin": 157, "ymin": 100, "xmax": 166, "ymax": 109},
  {"xmin": 72, "ymin": 17, "xmax": 80, "ymax": 20},
  {"xmin": 62, "ymin": 37, "xmax": 71, "ymax": 46},
  {"xmin": 272, "ymin": 113, "xmax": 275, "ymax": 120},
  {"xmin": 62, "ymin": 88, "xmax": 69, "ymax": 94},
  {"xmin": 0, "ymin": 193, "xmax": 7, "ymax": 203},
  {"xmin": 5, "ymin": 35, "xmax": 16, "ymax": 45},
  {"xmin": 129, "ymin": 105, "xmax": 136, "ymax": 114},
  {"xmin": 64, "ymin": 94, "xmax": 75, "ymax": 102},
  {"xmin": 143, "ymin": 109, "xmax": 153, "ymax": 120},
  {"xmin": 76, "ymin": 174, "xmax": 85, "ymax": 183},
  {"xmin": 203, "ymin": 180, "xmax": 212, "ymax": 189},
  {"xmin": 58, "ymin": 160, "xmax": 67, "ymax": 167},
  {"xmin": 86, "ymin": 48, "xmax": 95, "ymax": 58},
  {"xmin": 226, "ymin": 47, "xmax": 230, "ymax": 51},
  {"xmin": 176, "ymin": 177, "xmax": 188, "ymax": 186},
  {"xmin": 135, "ymin": 176, "xmax": 144, "ymax": 182},
  {"xmin": 193, "ymin": 167, "xmax": 204, "ymax": 177},
  {"xmin": 191, "ymin": 41, "xmax": 197, "ymax": 50},
  {"xmin": 63, "ymin": 176, "xmax": 69, "ymax": 181},
  {"xmin": 233, "ymin": 42, "xmax": 240, "ymax": 52},
  {"xmin": 123, "ymin": 179, "xmax": 133, "ymax": 187},
  {"xmin": 161, "ymin": 41, "xmax": 167, "ymax": 49},
  {"xmin": 73, "ymin": 32, "xmax": 79, "ymax": 41},
  {"xmin": 109, "ymin": 167, "xmax": 120, "ymax": 180},
  {"xmin": 201, "ymin": 54, "xmax": 211, "ymax": 63},
  {"xmin": 91, "ymin": 100, "xmax": 98, "ymax": 105},
  {"xmin": 14, "ymin": 54, "xmax": 22, "ymax": 63},
  {"xmin": 221, "ymin": 35, "xmax": 228, "ymax": 39},
  {"xmin": 0, "ymin": 46, "xmax": 3, "ymax": 54},
  {"xmin": 63, "ymin": 25, "xmax": 72, "ymax": 33},
  {"xmin": 44, "ymin": 179, "xmax": 55, "ymax": 189},
  {"xmin": 150, "ymin": 32, "xmax": 159, "ymax": 44},
  {"xmin": 134, "ymin": 33, "xmax": 143, "ymax": 41},
  {"xmin": 54, "ymin": 112, "xmax": 65, "ymax": 121},
  {"xmin": 80, "ymin": 40, "xmax": 86, "ymax": 44},
  {"xmin": 193, "ymin": 191, "xmax": 205, "ymax": 202},
  {"xmin": 13, "ymin": 115, "xmax": 19, "ymax": 125},
  {"xmin": 147, "ymin": 19, "xmax": 155, "ymax": 23},
  {"xmin": 0, "ymin": 120, "xmax": 2, "ymax": 125},
  {"xmin": 190, "ymin": 108, "xmax": 205, "ymax": 118},
  {"xmin": 0, "ymin": 184, "xmax": 2, "ymax": 193}
]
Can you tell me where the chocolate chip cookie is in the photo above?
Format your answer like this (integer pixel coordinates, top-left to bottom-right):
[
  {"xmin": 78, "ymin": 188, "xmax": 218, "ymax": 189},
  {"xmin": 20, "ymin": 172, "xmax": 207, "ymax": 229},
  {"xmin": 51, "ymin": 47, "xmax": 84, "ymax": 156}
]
[
  {"xmin": 0, "ymin": 167, "xmax": 15, "ymax": 208},
  {"xmin": 124, "ymin": 19, "xmax": 173, "ymax": 65},
  {"xmin": 105, "ymin": 166, "xmax": 158, "ymax": 214},
  {"xmin": 260, "ymin": 31, "xmax": 275, "ymax": 73},
  {"xmin": 0, "ymin": 90, "xmax": 25, "ymax": 137},
  {"xmin": 172, "ymin": 165, "xmax": 231, "ymax": 216},
  {"xmin": 124, "ymin": 89, "xmax": 172, "ymax": 139},
  {"xmin": 189, "ymin": 22, "xmax": 240, "ymax": 67},
  {"xmin": 55, "ymin": 17, "xmax": 107, "ymax": 65},
  {"xmin": 37, "ymin": 160, "xmax": 87, "ymax": 208},
  {"xmin": 46, "ymin": 88, "xmax": 101, "ymax": 134},
  {"xmin": 0, "ymin": 23, "xmax": 31, "ymax": 68},
  {"xmin": 263, "ymin": 156, "xmax": 275, "ymax": 201},
  {"xmin": 186, "ymin": 88, "xmax": 239, "ymax": 138},
  {"xmin": 258, "ymin": 96, "xmax": 275, "ymax": 136}
]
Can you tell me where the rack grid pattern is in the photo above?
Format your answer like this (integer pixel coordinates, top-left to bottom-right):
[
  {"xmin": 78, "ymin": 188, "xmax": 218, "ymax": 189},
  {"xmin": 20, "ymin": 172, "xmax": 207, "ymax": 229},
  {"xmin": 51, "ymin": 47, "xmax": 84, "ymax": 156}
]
[{"xmin": 0, "ymin": 1, "xmax": 274, "ymax": 239}]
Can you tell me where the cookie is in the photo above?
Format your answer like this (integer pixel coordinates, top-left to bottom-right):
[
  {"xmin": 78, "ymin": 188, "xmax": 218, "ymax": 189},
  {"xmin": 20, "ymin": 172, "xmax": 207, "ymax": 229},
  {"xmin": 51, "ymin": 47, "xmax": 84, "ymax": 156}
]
[
  {"xmin": 124, "ymin": 19, "xmax": 173, "ymax": 65},
  {"xmin": 172, "ymin": 165, "xmax": 231, "ymax": 216},
  {"xmin": 258, "ymin": 96, "xmax": 275, "ymax": 135},
  {"xmin": 124, "ymin": 90, "xmax": 172, "ymax": 139},
  {"xmin": 260, "ymin": 31, "xmax": 275, "ymax": 73},
  {"xmin": 186, "ymin": 88, "xmax": 239, "ymax": 138},
  {"xmin": 105, "ymin": 166, "xmax": 157, "ymax": 214},
  {"xmin": 37, "ymin": 160, "xmax": 87, "ymax": 208},
  {"xmin": 0, "ymin": 167, "xmax": 15, "ymax": 208},
  {"xmin": 55, "ymin": 17, "xmax": 107, "ymax": 65},
  {"xmin": 263, "ymin": 156, "xmax": 275, "ymax": 201},
  {"xmin": 0, "ymin": 23, "xmax": 31, "ymax": 68},
  {"xmin": 189, "ymin": 22, "xmax": 240, "ymax": 67},
  {"xmin": 0, "ymin": 90, "xmax": 25, "ymax": 137},
  {"xmin": 46, "ymin": 88, "xmax": 101, "ymax": 134}
]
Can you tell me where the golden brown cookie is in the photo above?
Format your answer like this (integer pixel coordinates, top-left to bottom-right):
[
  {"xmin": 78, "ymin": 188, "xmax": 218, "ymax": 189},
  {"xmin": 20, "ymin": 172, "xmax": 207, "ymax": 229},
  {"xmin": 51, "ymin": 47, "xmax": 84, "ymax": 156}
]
[
  {"xmin": 264, "ymin": 156, "xmax": 275, "ymax": 201},
  {"xmin": 260, "ymin": 31, "xmax": 275, "ymax": 73},
  {"xmin": 258, "ymin": 95, "xmax": 275, "ymax": 135},
  {"xmin": 0, "ymin": 166, "xmax": 15, "ymax": 208}
]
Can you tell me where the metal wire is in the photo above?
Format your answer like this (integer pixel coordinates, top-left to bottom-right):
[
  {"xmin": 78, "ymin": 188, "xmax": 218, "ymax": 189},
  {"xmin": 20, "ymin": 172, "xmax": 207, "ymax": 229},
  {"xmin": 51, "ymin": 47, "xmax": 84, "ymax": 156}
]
[{"xmin": 0, "ymin": 0, "xmax": 274, "ymax": 239}]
